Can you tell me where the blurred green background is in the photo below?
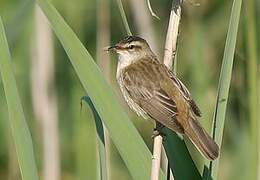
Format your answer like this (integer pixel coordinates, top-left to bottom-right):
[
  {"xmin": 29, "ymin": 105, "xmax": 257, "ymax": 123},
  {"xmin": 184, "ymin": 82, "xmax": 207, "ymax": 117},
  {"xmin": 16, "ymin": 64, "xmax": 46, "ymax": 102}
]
[{"xmin": 0, "ymin": 0, "xmax": 259, "ymax": 179}]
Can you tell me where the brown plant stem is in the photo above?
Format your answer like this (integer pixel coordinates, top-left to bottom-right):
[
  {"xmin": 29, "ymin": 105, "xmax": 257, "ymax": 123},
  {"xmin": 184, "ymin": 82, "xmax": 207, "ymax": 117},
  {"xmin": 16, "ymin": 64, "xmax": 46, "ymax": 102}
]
[
  {"xmin": 163, "ymin": 0, "xmax": 182, "ymax": 69},
  {"xmin": 151, "ymin": 133, "xmax": 163, "ymax": 180},
  {"xmin": 32, "ymin": 5, "xmax": 60, "ymax": 180},
  {"xmin": 151, "ymin": 1, "xmax": 182, "ymax": 180}
]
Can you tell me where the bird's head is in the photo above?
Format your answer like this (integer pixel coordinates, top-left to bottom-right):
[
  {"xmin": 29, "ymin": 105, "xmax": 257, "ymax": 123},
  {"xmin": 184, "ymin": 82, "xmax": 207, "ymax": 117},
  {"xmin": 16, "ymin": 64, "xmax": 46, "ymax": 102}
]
[{"xmin": 108, "ymin": 36, "xmax": 154, "ymax": 63}]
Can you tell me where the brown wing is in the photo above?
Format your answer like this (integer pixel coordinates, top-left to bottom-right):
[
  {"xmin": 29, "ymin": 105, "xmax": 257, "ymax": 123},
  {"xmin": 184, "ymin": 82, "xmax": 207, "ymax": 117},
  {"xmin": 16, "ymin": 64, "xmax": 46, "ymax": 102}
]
[
  {"xmin": 164, "ymin": 66, "xmax": 202, "ymax": 117},
  {"xmin": 122, "ymin": 59, "xmax": 184, "ymax": 133}
]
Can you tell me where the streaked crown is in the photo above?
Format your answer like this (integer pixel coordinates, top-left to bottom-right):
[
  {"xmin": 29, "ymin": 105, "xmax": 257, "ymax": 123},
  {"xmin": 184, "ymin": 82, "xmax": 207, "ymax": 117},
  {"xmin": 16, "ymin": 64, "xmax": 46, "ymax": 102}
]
[
  {"xmin": 109, "ymin": 36, "xmax": 152, "ymax": 54},
  {"xmin": 108, "ymin": 36, "xmax": 155, "ymax": 63}
]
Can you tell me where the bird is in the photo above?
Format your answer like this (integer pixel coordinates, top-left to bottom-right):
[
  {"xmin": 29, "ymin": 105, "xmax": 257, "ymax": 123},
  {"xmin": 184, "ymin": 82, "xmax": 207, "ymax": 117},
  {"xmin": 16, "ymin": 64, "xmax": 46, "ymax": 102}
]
[{"xmin": 108, "ymin": 35, "xmax": 219, "ymax": 160}]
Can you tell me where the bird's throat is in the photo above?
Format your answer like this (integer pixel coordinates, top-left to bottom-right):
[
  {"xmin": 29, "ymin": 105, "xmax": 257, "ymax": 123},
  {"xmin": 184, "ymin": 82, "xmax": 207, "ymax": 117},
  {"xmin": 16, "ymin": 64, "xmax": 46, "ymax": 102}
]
[{"xmin": 116, "ymin": 54, "xmax": 137, "ymax": 79}]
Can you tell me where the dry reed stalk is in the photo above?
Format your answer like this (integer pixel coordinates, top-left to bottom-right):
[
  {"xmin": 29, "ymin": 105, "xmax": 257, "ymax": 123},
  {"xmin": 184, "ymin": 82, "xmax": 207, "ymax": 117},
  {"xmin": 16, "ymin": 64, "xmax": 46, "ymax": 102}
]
[
  {"xmin": 31, "ymin": 5, "xmax": 60, "ymax": 180},
  {"xmin": 163, "ymin": 0, "xmax": 182, "ymax": 69},
  {"xmin": 151, "ymin": 1, "xmax": 182, "ymax": 180}
]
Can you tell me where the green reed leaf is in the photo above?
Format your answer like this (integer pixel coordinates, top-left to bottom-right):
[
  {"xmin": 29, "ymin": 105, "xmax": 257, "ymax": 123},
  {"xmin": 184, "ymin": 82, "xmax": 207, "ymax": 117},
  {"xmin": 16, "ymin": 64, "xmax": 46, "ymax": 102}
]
[
  {"xmin": 0, "ymin": 17, "xmax": 39, "ymax": 180},
  {"xmin": 202, "ymin": 0, "xmax": 242, "ymax": 179}
]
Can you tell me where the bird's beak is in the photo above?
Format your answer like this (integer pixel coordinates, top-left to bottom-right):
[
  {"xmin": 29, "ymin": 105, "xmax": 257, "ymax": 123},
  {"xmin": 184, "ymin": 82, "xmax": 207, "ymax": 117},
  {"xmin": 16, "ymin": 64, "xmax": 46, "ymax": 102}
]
[
  {"xmin": 104, "ymin": 44, "xmax": 124, "ymax": 53},
  {"xmin": 107, "ymin": 45, "xmax": 119, "ymax": 51}
]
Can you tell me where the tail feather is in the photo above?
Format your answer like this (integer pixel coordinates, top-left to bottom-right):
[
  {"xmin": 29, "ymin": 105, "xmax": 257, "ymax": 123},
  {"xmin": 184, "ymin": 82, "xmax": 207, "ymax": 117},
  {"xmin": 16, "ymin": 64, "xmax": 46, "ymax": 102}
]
[{"xmin": 185, "ymin": 117, "xmax": 219, "ymax": 160}]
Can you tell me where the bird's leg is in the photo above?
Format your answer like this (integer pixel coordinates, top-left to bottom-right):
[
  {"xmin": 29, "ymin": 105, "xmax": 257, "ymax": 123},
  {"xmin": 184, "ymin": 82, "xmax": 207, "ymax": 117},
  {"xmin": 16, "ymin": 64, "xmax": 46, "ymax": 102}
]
[{"xmin": 152, "ymin": 122, "xmax": 166, "ymax": 140}]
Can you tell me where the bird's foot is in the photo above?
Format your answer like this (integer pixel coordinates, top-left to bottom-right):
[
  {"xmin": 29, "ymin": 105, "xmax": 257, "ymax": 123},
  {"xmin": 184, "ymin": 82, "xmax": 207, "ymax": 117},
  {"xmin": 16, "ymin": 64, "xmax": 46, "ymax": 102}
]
[{"xmin": 152, "ymin": 128, "xmax": 166, "ymax": 140}]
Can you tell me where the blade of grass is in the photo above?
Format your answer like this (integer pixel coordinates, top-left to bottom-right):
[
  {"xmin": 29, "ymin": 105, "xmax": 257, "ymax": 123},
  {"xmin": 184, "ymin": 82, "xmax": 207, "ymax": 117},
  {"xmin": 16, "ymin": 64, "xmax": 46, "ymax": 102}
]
[
  {"xmin": 115, "ymin": 0, "xmax": 132, "ymax": 35},
  {"xmin": 202, "ymin": 0, "xmax": 242, "ymax": 179},
  {"xmin": 73, "ymin": 91, "xmax": 98, "ymax": 180},
  {"xmin": 244, "ymin": 0, "xmax": 259, "ymax": 179},
  {"xmin": 0, "ymin": 17, "xmax": 38, "ymax": 180},
  {"xmin": 163, "ymin": 129, "xmax": 201, "ymax": 180},
  {"xmin": 36, "ymin": 1, "xmax": 165, "ymax": 179},
  {"xmin": 81, "ymin": 96, "xmax": 108, "ymax": 180}
]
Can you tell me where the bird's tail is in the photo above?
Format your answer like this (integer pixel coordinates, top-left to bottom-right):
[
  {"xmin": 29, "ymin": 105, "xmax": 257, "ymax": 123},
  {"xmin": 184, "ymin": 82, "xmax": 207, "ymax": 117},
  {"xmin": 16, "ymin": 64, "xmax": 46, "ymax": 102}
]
[{"xmin": 185, "ymin": 117, "xmax": 219, "ymax": 160}]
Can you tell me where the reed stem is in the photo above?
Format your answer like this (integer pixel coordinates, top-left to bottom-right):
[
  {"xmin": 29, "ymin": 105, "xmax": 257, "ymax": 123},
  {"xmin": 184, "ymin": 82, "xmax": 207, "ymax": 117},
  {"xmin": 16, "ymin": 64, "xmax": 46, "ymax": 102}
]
[{"xmin": 151, "ymin": 1, "xmax": 182, "ymax": 180}]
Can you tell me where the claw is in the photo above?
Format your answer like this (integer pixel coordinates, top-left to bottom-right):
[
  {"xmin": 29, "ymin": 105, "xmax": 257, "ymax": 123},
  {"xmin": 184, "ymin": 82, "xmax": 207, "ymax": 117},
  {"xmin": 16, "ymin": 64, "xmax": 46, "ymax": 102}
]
[{"xmin": 151, "ymin": 128, "xmax": 166, "ymax": 140}]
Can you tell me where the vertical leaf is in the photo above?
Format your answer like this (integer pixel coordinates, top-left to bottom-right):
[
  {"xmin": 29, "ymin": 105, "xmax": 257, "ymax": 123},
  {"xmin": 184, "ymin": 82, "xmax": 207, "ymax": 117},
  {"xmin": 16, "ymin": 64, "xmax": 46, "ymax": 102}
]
[
  {"xmin": 0, "ymin": 17, "xmax": 38, "ymax": 180},
  {"xmin": 163, "ymin": 129, "xmax": 201, "ymax": 180},
  {"xmin": 115, "ymin": 0, "xmax": 132, "ymax": 35},
  {"xmin": 81, "ymin": 96, "xmax": 108, "ymax": 180},
  {"xmin": 202, "ymin": 0, "xmax": 242, "ymax": 179},
  {"xmin": 73, "ymin": 91, "xmax": 98, "ymax": 180}
]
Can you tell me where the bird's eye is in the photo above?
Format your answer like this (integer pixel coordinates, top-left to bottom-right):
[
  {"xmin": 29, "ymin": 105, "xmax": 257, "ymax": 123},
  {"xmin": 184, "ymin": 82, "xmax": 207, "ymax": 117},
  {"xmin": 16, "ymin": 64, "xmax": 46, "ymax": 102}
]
[{"xmin": 129, "ymin": 45, "xmax": 134, "ymax": 49}]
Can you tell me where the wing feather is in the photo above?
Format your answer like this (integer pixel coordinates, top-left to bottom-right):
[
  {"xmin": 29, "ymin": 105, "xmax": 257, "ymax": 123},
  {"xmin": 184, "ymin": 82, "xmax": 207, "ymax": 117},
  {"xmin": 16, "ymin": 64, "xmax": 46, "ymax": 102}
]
[
  {"xmin": 164, "ymin": 66, "xmax": 202, "ymax": 117},
  {"xmin": 121, "ymin": 60, "xmax": 184, "ymax": 133}
]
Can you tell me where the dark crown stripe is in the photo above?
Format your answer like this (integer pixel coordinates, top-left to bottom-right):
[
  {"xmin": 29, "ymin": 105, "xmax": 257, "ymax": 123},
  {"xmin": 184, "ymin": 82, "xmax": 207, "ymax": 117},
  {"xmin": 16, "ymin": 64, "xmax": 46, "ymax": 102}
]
[{"xmin": 120, "ymin": 36, "xmax": 146, "ymax": 44}]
